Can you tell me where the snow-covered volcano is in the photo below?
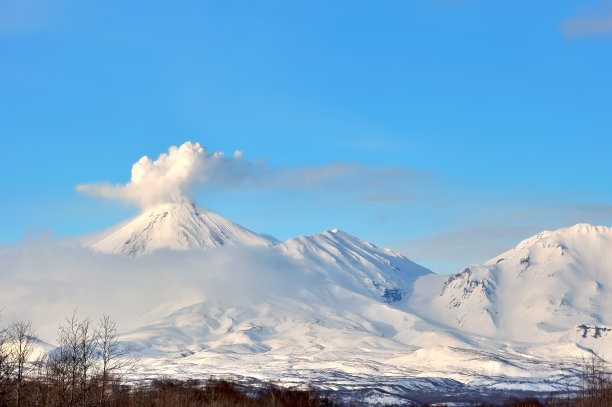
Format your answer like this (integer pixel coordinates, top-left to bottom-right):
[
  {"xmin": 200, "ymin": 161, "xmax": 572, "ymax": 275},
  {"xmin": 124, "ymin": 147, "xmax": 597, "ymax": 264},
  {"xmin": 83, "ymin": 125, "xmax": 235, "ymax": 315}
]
[
  {"xmin": 90, "ymin": 202, "xmax": 276, "ymax": 256},
  {"xmin": 85, "ymin": 205, "xmax": 612, "ymax": 368},
  {"xmin": 87, "ymin": 202, "xmax": 430, "ymax": 305},
  {"xmin": 8, "ymin": 205, "xmax": 612, "ymax": 399},
  {"xmin": 116, "ymin": 222, "xmax": 612, "ymax": 393}
]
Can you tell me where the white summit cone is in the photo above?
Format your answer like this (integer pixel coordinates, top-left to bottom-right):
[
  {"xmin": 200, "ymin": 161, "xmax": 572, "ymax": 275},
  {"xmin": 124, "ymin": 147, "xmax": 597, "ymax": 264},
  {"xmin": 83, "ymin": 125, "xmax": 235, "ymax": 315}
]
[{"xmin": 90, "ymin": 202, "xmax": 275, "ymax": 256}]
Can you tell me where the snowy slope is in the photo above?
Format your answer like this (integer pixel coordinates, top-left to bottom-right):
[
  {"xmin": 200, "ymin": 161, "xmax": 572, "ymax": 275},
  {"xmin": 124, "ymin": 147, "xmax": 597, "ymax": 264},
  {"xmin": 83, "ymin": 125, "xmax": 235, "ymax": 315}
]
[
  {"xmin": 97, "ymin": 217, "xmax": 502, "ymax": 386},
  {"xmin": 87, "ymin": 211, "xmax": 612, "ymax": 389},
  {"xmin": 112, "ymin": 223, "xmax": 592, "ymax": 391},
  {"xmin": 280, "ymin": 229, "xmax": 431, "ymax": 303},
  {"xmin": 121, "ymin": 227, "xmax": 440, "ymax": 357},
  {"xmin": 123, "ymin": 295, "xmax": 564, "ymax": 389},
  {"xmin": 421, "ymin": 224, "xmax": 612, "ymax": 353},
  {"xmin": 90, "ymin": 203, "xmax": 275, "ymax": 256},
  {"xmin": 7, "ymin": 205, "xmax": 612, "ymax": 397}
]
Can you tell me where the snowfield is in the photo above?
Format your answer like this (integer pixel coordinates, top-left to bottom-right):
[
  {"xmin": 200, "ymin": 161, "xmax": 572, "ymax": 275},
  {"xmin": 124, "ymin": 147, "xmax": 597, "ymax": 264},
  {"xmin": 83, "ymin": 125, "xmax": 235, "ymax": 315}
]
[{"xmin": 2, "ymin": 203, "xmax": 611, "ymax": 400}]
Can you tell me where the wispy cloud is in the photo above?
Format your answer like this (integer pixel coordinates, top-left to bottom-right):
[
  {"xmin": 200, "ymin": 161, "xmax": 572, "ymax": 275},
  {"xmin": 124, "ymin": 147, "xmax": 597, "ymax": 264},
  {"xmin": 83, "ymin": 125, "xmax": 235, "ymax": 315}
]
[
  {"xmin": 279, "ymin": 163, "xmax": 423, "ymax": 193},
  {"xmin": 72, "ymin": 142, "xmax": 612, "ymax": 278},
  {"xmin": 561, "ymin": 1, "xmax": 612, "ymax": 38},
  {"xmin": 400, "ymin": 224, "xmax": 540, "ymax": 270},
  {"xmin": 397, "ymin": 199, "xmax": 612, "ymax": 274},
  {"xmin": 359, "ymin": 193, "xmax": 409, "ymax": 203},
  {"xmin": 0, "ymin": 238, "xmax": 320, "ymax": 342},
  {"xmin": 566, "ymin": 203, "xmax": 612, "ymax": 221},
  {"xmin": 77, "ymin": 141, "xmax": 426, "ymax": 209}
]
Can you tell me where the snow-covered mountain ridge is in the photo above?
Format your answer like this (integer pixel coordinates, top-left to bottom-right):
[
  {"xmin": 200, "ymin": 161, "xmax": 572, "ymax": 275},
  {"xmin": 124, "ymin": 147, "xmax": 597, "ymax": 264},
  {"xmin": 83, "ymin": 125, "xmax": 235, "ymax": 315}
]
[
  {"xmin": 86, "ymin": 202, "xmax": 430, "ymax": 305},
  {"xmin": 9, "ymin": 203, "xmax": 612, "ymax": 397}
]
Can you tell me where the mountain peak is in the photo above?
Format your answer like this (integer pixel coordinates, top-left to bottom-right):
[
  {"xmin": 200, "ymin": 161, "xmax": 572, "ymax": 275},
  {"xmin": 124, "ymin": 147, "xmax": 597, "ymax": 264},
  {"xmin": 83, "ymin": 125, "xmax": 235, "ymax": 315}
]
[
  {"xmin": 563, "ymin": 223, "xmax": 608, "ymax": 234},
  {"xmin": 436, "ymin": 222, "xmax": 612, "ymax": 340},
  {"xmin": 90, "ymin": 202, "xmax": 274, "ymax": 256}
]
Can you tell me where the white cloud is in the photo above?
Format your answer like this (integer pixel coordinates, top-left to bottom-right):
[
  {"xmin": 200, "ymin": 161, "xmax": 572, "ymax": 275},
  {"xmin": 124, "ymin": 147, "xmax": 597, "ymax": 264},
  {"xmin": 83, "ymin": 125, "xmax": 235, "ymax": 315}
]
[
  {"xmin": 0, "ymin": 238, "xmax": 313, "ymax": 343},
  {"xmin": 76, "ymin": 142, "xmax": 268, "ymax": 209},
  {"xmin": 77, "ymin": 141, "xmax": 424, "ymax": 209}
]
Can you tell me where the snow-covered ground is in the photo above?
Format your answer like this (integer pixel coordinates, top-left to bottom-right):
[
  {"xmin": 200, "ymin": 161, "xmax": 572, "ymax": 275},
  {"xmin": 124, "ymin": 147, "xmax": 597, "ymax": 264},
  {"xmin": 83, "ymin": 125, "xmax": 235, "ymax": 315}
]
[{"xmin": 2, "ymin": 203, "xmax": 611, "ymax": 400}]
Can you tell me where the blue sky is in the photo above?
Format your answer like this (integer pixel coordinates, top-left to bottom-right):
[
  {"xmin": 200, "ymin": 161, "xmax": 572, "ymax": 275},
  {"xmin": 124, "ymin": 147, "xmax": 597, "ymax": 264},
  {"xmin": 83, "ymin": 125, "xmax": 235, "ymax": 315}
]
[{"xmin": 1, "ymin": 0, "xmax": 611, "ymax": 273}]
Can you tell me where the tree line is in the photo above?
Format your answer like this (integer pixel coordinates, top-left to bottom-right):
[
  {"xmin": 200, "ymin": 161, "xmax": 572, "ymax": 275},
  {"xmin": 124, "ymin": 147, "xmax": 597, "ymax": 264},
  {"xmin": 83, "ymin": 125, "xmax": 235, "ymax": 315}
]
[
  {"xmin": 1, "ymin": 310, "xmax": 612, "ymax": 407},
  {"xmin": 0, "ymin": 311, "xmax": 342, "ymax": 407},
  {"xmin": 0, "ymin": 311, "xmax": 133, "ymax": 407}
]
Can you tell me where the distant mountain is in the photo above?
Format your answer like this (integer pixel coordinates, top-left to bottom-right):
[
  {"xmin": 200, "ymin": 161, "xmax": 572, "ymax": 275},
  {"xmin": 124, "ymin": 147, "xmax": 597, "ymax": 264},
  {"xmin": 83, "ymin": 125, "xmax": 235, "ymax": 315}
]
[
  {"xmin": 90, "ymin": 203, "xmax": 275, "ymax": 256},
  {"xmin": 63, "ymin": 210, "xmax": 612, "ymax": 393},
  {"xmin": 431, "ymin": 224, "xmax": 612, "ymax": 345}
]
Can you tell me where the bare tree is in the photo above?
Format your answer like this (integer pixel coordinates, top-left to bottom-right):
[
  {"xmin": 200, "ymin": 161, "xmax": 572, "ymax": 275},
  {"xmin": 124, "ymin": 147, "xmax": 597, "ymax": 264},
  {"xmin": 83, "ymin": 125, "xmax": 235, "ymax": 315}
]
[
  {"xmin": 7, "ymin": 321, "xmax": 36, "ymax": 407},
  {"xmin": 77, "ymin": 318, "xmax": 96, "ymax": 407},
  {"xmin": 29, "ymin": 353, "xmax": 49, "ymax": 407},
  {"xmin": 0, "ymin": 312, "xmax": 10, "ymax": 399},
  {"xmin": 578, "ymin": 354, "xmax": 612, "ymax": 407},
  {"xmin": 96, "ymin": 314, "xmax": 134, "ymax": 407},
  {"xmin": 47, "ymin": 341, "xmax": 68, "ymax": 405},
  {"xmin": 55, "ymin": 311, "xmax": 97, "ymax": 407}
]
